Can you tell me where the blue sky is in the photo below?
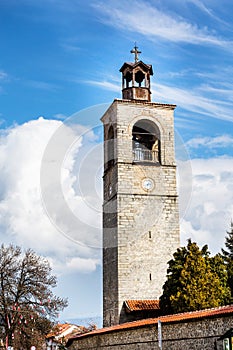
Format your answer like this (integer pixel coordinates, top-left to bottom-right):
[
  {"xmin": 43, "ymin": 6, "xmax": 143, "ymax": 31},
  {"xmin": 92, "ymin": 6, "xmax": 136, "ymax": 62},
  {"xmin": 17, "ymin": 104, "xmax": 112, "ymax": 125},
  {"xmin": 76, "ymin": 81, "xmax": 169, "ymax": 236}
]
[{"xmin": 0, "ymin": 0, "xmax": 233, "ymax": 325}]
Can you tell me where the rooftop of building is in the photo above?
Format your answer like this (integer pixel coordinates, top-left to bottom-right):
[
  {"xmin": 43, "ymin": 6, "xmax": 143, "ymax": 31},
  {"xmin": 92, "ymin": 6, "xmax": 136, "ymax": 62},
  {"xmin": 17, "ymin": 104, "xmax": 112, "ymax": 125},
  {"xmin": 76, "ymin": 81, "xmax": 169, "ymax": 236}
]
[
  {"xmin": 46, "ymin": 323, "xmax": 87, "ymax": 343},
  {"xmin": 124, "ymin": 299, "xmax": 160, "ymax": 312},
  {"xmin": 68, "ymin": 304, "xmax": 233, "ymax": 344}
]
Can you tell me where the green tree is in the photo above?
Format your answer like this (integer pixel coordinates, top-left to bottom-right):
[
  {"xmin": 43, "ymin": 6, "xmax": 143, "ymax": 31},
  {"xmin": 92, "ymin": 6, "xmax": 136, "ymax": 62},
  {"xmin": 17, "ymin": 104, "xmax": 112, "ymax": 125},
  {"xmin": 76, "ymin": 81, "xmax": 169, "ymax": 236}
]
[
  {"xmin": 221, "ymin": 221, "xmax": 233, "ymax": 302},
  {"xmin": 160, "ymin": 240, "xmax": 230, "ymax": 314},
  {"xmin": 0, "ymin": 244, "xmax": 68, "ymax": 349}
]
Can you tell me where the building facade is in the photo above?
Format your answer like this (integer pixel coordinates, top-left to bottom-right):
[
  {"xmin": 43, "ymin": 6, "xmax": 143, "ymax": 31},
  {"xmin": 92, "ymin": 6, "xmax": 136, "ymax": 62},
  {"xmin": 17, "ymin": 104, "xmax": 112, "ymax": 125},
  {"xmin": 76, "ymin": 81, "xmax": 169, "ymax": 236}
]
[{"xmin": 102, "ymin": 47, "xmax": 180, "ymax": 327}]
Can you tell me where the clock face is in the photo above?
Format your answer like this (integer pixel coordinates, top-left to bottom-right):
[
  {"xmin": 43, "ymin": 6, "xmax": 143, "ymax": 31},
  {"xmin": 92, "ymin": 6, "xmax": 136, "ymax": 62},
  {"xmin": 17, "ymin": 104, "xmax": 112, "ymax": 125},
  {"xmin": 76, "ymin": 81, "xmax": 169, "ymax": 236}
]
[{"xmin": 142, "ymin": 178, "xmax": 154, "ymax": 191}]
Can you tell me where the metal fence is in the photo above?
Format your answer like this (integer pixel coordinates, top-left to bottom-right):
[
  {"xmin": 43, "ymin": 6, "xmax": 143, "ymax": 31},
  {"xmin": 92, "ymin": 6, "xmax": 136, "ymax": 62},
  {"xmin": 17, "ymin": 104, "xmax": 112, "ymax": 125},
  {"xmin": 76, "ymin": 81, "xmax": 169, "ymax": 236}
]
[{"xmin": 133, "ymin": 149, "xmax": 159, "ymax": 162}]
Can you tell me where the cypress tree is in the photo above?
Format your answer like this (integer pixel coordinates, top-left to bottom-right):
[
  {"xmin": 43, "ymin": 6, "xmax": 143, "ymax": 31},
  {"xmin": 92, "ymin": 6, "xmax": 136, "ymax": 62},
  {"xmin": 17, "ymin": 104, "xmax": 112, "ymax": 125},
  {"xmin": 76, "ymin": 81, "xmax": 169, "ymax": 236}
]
[{"xmin": 221, "ymin": 221, "xmax": 233, "ymax": 302}]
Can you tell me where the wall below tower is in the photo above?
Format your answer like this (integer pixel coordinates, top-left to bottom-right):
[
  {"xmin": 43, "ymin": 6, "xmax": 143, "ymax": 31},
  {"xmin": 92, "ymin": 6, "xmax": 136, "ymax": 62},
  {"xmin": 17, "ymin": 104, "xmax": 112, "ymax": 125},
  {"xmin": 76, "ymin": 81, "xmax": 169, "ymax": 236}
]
[{"xmin": 68, "ymin": 310, "xmax": 233, "ymax": 350}]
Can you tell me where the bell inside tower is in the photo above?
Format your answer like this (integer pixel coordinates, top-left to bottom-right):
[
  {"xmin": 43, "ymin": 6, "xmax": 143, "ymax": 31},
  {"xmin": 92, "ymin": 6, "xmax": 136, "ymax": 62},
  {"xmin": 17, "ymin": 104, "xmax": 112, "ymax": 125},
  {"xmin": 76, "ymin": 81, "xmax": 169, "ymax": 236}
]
[
  {"xmin": 132, "ymin": 119, "xmax": 160, "ymax": 163},
  {"xmin": 123, "ymin": 69, "xmax": 149, "ymax": 89}
]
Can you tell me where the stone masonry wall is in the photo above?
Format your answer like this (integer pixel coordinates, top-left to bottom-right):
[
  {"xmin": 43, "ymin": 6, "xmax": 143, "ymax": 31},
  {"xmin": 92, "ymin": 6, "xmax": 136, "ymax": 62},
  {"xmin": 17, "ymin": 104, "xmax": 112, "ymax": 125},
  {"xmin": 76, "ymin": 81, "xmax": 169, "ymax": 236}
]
[{"xmin": 69, "ymin": 315, "xmax": 233, "ymax": 350}]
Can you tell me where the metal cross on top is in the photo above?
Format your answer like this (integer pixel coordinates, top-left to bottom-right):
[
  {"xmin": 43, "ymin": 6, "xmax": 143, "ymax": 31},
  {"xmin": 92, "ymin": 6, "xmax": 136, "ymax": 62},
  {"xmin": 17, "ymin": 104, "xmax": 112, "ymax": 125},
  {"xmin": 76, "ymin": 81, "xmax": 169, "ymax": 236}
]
[{"xmin": 130, "ymin": 44, "xmax": 141, "ymax": 63}]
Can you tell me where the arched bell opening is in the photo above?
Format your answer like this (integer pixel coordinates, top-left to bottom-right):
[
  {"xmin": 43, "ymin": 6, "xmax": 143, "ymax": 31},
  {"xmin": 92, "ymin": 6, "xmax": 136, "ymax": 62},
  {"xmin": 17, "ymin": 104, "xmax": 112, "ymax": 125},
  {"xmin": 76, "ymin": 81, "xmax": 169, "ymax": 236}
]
[
  {"xmin": 135, "ymin": 70, "xmax": 145, "ymax": 87},
  {"xmin": 132, "ymin": 120, "xmax": 160, "ymax": 164},
  {"xmin": 122, "ymin": 69, "xmax": 149, "ymax": 89},
  {"xmin": 125, "ymin": 71, "xmax": 132, "ymax": 88}
]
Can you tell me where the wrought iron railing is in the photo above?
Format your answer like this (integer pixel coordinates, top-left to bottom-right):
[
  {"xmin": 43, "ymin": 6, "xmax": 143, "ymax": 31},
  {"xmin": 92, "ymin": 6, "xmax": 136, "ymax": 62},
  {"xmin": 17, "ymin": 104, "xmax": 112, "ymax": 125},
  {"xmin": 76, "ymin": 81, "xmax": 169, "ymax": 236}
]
[{"xmin": 133, "ymin": 149, "xmax": 159, "ymax": 163}]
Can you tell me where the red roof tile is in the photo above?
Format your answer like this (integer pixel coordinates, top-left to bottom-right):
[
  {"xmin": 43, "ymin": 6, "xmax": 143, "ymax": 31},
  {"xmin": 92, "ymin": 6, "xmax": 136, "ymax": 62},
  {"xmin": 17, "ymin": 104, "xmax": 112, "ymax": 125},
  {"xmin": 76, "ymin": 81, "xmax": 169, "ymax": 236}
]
[
  {"xmin": 47, "ymin": 323, "xmax": 71, "ymax": 338},
  {"xmin": 125, "ymin": 300, "xmax": 160, "ymax": 312},
  {"xmin": 69, "ymin": 305, "xmax": 233, "ymax": 341},
  {"xmin": 46, "ymin": 323, "xmax": 85, "ymax": 340}
]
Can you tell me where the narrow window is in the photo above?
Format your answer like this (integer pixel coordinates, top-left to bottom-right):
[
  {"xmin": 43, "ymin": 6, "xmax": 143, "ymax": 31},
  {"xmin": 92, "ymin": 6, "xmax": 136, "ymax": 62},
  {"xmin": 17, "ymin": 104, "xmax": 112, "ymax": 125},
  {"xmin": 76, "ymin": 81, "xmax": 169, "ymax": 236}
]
[
  {"xmin": 107, "ymin": 125, "xmax": 115, "ymax": 168},
  {"xmin": 149, "ymin": 273, "xmax": 152, "ymax": 281}
]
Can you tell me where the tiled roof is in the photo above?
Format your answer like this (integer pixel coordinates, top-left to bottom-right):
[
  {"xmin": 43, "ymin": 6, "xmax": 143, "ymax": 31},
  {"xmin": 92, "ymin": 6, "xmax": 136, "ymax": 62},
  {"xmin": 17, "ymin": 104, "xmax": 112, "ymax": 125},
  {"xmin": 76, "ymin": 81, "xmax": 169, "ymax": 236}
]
[
  {"xmin": 46, "ymin": 323, "xmax": 85, "ymax": 341},
  {"xmin": 47, "ymin": 323, "xmax": 71, "ymax": 338},
  {"xmin": 69, "ymin": 305, "xmax": 233, "ymax": 342},
  {"xmin": 125, "ymin": 299, "xmax": 160, "ymax": 312}
]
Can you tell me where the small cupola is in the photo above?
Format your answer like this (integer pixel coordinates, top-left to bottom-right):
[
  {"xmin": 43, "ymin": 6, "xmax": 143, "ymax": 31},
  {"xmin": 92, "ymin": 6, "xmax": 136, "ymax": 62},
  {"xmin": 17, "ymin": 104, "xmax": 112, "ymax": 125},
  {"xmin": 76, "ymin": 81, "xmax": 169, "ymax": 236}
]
[{"xmin": 120, "ymin": 45, "xmax": 153, "ymax": 102}]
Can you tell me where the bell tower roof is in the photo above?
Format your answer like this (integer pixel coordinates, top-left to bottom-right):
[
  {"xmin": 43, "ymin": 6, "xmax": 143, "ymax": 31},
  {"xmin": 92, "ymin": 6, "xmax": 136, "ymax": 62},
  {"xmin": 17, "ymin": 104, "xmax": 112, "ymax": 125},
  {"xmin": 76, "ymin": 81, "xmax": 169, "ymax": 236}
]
[
  {"xmin": 120, "ymin": 45, "xmax": 153, "ymax": 102},
  {"xmin": 119, "ymin": 61, "xmax": 153, "ymax": 75}
]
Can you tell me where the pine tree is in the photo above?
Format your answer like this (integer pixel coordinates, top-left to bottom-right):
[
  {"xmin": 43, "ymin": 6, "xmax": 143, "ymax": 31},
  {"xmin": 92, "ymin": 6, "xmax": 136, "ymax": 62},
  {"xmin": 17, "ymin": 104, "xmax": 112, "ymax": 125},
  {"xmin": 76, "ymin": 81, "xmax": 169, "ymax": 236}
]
[
  {"xmin": 221, "ymin": 221, "xmax": 233, "ymax": 302},
  {"xmin": 160, "ymin": 240, "xmax": 230, "ymax": 314}
]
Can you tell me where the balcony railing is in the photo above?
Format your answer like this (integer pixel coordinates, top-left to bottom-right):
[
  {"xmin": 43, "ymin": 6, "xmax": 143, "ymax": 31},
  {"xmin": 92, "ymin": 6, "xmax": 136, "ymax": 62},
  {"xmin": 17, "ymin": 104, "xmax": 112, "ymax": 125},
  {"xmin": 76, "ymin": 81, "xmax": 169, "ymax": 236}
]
[{"xmin": 133, "ymin": 149, "xmax": 159, "ymax": 163}]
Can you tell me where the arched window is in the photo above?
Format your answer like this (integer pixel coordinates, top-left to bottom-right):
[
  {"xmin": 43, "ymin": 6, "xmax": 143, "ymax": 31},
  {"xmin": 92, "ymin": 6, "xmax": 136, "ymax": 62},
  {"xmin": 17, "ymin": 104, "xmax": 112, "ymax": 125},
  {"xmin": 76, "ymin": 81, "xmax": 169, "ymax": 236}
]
[
  {"xmin": 107, "ymin": 125, "xmax": 115, "ymax": 168},
  {"xmin": 132, "ymin": 120, "xmax": 160, "ymax": 163},
  {"xmin": 125, "ymin": 71, "xmax": 132, "ymax": 88},
  {"xmin": 135, "ymin": 70, "xmax": 145, "ymax": 87}
]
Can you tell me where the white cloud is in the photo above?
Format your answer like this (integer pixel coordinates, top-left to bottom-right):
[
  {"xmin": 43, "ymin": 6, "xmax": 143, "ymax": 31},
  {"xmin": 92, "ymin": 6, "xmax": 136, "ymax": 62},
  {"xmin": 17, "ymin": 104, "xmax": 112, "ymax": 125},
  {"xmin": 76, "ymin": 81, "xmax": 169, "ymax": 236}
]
[
  {"xmin": 46, "ymin": 255, "xmax": 99, "ymax": 275},
  {"xmin": 154, "ymin": 83, "xmax": 233, "ymax": 122},
  {"xmin": 184, "ymin": 0, "xmax": 231, "ymax": 26},
  {"xmin": 0, "ymin": 117, "xmax": 101, "ymax": 275},
  {"xmin": 25, "ymin": 80, "xmax": 59, "ymax": 91},
  {"xmin": 66, "ymin": 257, "xmax": 99, "ymax": 273},
  {"xmin": 186, "ymin": 0, "xmax": 212, "ymax": 14},
  {"xmin": 0, "ymin": 70, "xmax": 8, "ymax": 81},
  {"xmin": 94, "ymin": 0, "xmax": 231, "ymax": 49},
  {"xmin": 0, "ymin": 116, "xmax": 232, "ymax": 279},
  {"xmin": 85, "ymin": 80, "xmax": 119, "ymax": 92},
  {"xmin": 53, "ymin": 113, "xmax": 68, "ymax": 120},
  {"xmin": 179, "ymin": 157, "xmax": 233, "ymax": 254},
  {"xmin": 186, "ymin": 135, "xmax": 233, "ymax": 149},
  {"xmin": 84, "ymin": 78, "xmax": 233, "ymax": 123},
  {"xmin": 0, "ymin": 70, "xmax": 9, "ymax": 94}
]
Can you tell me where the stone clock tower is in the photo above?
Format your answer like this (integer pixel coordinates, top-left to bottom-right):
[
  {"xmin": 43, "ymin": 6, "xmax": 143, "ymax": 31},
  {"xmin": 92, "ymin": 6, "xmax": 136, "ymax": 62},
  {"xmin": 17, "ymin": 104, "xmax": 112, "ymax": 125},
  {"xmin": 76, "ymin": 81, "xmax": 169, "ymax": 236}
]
[{"xmin": 101, "ymin": 46, "xmax": 180, "ymax": 327}]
